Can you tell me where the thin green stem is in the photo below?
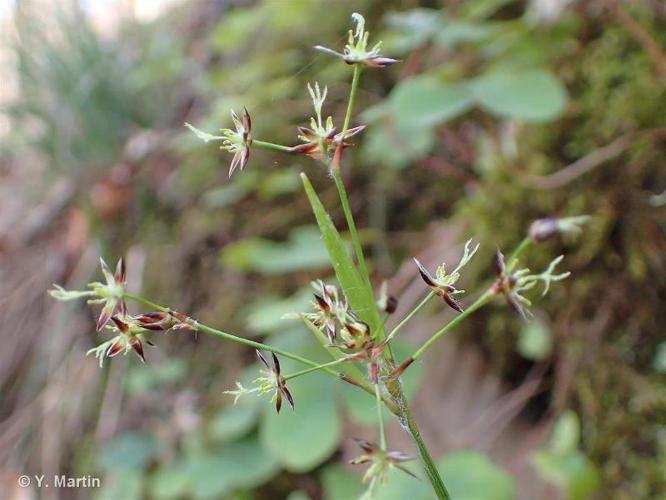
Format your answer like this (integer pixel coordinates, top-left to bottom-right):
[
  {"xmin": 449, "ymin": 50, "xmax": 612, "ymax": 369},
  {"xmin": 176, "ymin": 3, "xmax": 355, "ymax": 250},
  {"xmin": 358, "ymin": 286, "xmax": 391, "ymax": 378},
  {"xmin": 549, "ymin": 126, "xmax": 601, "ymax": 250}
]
[
  {"xmin": 124, "ymin": 293, "xmax": 338, "ymax": 376},
  {"xmin": 399, "ymin": 398, "xmax": 450, "ymax": 500},
  {"xmin": 124, "ymin": 293, "xmax": 167, "ymax": 312},
  {"xmin": 387, "ymin": 291, "xmax": 435, "ymax": 342},
  {"xmin": 284, "ymin": 358, "xmax": 347, "ymax": 381},
  {"xmin": 507, "ymin": 237, "xmax": 532, "ymax": 272},
  {"xmin": 331, "ymin": 63, "xmax": 373, "ymax": 312},
  {"xmin": 375, "ymin": 383, "xmax": 387, "ymax": 450},
  {"xmin": 332, "ymin": 169, "xmax": 372, "ymax": 290},
  {"xmin": 412, "ymin": 290, "xmax": 493, "ymax": 361},
  {"xmin": 252, "ymin": 139, "xmax": 292, "ymax": 153},
  {"xmin": 342, "ymin": 65, "xmax": 362, "ymax": 133}
]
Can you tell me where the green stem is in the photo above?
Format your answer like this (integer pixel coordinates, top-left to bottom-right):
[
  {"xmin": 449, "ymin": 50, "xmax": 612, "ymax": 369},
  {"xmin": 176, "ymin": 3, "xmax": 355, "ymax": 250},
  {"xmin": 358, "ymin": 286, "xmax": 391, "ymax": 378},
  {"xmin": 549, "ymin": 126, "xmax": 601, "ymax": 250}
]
[
  {"xmin": 125, "ymin": 293, "xmax": 339, "ymax": 377},
  {"xmin": 399, "ymin": 398, "xmax": 450, "ymax": 500},
  {"xmin": 252, "ymin": 139, "xmax": 292, "ymax": 153},
  {"xmin": 375, "ymin": 383, "xmax": 386, "ymax": 450},
  {"xmin": 342, "ymin": 64, "xmax": 362, "ymax": 133},
  {"xmin": 332, "ymin": 169, "xmax": 372, "ymax": 291},
  {"xmin": 332, "ymin": 63, "xmax": 374, "ymax": 315},
  {"xmin": 412, "ymin": 291, "xmax": 493, "ymax": 361},
  {"xmin": 507, "ymin": 237, "xmax": 532, "ymax": 272},
  {"xmin": 284, "ymin": 358, "xmax": 346, "ymax": 381},
  {"xmin": 387, "ymin": 291, "xmax": 435, "ymax": 342},
  {"xmin": 327, "ymin": 62, "xmax": 447, "ymax": 498}
]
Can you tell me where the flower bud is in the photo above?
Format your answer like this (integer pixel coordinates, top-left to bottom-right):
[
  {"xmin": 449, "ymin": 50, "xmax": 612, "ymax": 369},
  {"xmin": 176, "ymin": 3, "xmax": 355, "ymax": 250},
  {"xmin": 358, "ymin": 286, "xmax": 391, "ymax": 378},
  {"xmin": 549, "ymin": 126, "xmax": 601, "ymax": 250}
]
[{"xmin": 529, "ymin": 215, "xmax": 590, "ymax": 243}]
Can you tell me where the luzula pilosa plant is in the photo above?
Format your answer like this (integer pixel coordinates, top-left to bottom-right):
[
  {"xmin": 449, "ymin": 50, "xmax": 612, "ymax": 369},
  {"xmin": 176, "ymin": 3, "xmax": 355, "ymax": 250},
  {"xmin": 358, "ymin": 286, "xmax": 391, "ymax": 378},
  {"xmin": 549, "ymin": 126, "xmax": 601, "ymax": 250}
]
[{"xmin": 50, "ymin": 14, "xmax": 589, "ymax": 499}]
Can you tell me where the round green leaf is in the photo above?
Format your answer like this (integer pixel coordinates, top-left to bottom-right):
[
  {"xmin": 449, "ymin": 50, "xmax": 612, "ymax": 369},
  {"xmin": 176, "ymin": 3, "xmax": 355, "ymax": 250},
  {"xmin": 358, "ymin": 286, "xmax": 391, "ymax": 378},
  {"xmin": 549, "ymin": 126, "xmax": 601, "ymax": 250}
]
[
  {"xmin": 470, "ymin": 68, "xmax": 567, "ymax": 122},
  {"xmin": 362, "ymin": 122, "xmax": 436, "ymax": 170},
  {"xmin": 98, "ymin": 431, "xmax": 157, "ymax": 473},
  {"xmin": 184, "ymin": 436, "xmax": 280, "ymax": 499},
  {"xmin": 370, "ymin": 463, "xmax": 430, "ymax": 500},
  {"xmin": 390, "ymin": 76, "xmax": 474, "ymax": 127},
  {"xmin": 149, "ymin": 466, "xmax": 190, "ymax": 500},
  {"xmin": 286, "ymin": 491, "xmax": 312, "ymax": 500},
  {"xmin": 95, "ymin": 470, "xmax": 143, "ymax": 500},
  {"xmin": 532, "ymin": 450, "xmax": 600, "ymax": 500},
  {"xmin": 210, "ymin": 403, "xmax": 260, "ymax": 443},
  {"xmin": 437, "ymin": 451, "xmax": 515, "ymax": 500},
  {"xmin": 260, "ymin": 371, "xmax": 341, "ymax": 472},
  {"xmin": 321, "ymin": 465, "xmax": 365, "ymax": 500},
  {"xmin": 549, "ymin": 410, "xmax": 580, "ymax": 454},
  {"xmin": 518, "ymin": 319, "xmax": 553, "ymax": 361}
]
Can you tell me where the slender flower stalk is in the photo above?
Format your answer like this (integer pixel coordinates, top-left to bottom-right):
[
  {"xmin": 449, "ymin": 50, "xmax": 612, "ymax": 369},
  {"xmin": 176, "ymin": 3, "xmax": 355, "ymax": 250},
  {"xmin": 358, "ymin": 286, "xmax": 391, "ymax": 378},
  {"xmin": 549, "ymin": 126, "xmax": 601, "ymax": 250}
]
[
  {"xmin": 121, "ymin": 292, "xmax": 398, "ymax": 410},
  {"xmin": 411, "ymin": 290, "xmax": 494, "ymax": 361},
  {"xmin": 386, "ymin": 291, "xmax": 435, "ymax": 342},
  {"xmin": 398, "ymin": 398, "xmax": 451, "ymax": 500},
  {"xmin": 331, "ymin": 63, "xmax": 373, "ymax": 312},
  {"xmin": 283, "ymin": 357, "xmax": 347, "ymax": 381},
  {"xmin": 375, "ymin": 383, "xmax": 386, "ymax": 450},
  {"xmin": 252, "ymin": 140, "xmax": 292, "ymax": 153},
  {"xmin": 124, "ymin": 294, "xmax": 341, "ymax": 376},
  {"xmin": 343, "ymin": 65, "xmax": 362, "ymax": 133}
]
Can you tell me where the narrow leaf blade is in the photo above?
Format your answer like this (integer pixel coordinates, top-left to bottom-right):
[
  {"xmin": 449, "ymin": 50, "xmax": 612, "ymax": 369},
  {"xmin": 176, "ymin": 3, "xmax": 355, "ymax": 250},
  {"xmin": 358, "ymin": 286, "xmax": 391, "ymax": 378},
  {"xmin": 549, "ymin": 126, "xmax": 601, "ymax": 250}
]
[{"xmin": 300, "ymin": 173, "xmax": 377, "ymax": 330}]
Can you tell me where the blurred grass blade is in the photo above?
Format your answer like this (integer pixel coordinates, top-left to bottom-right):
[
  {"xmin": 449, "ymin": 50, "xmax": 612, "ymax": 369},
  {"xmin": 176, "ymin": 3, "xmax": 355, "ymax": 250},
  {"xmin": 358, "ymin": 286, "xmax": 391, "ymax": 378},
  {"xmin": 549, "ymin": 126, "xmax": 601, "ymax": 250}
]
[{"xmin": 300, "ymin": 173, "xmax": 378, "ymax": 330}]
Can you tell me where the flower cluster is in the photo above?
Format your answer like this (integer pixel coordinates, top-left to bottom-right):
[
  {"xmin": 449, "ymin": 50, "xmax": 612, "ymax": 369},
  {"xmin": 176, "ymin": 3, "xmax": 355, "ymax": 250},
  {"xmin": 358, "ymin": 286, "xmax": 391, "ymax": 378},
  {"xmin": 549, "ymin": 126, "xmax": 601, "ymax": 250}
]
[
  {"xmin": 87, "ymin": 316, "xmax": 154, "ymax": 366},
  {"xmin": 134, "ymin": 310, "xmax": 195, "ymax": 333},
  {"xmin": 414, "ymin": 239, "xmax": 479, "ymax": 313},
  {"xmin": 49, "ymin": 257, "xmax": 127, "ymax": 331},
  {"xmin": 315, "ymin": 13, "xmax": 398, "ymax": 68},
  {"xmin": 303, "ymin": 280, "xmax": 352, "ymax": 343},
  {"xmin": 493, "ymin": 250, "xmax": 571, "ymax": 319},
  {"xmin": 224, "ymin": 350, "xmax": 294, "ymax": 414},
  {"xmin": 303, "ymin": 281, "xmax": 413, "ymax": 383},
  {"xmin": 290, "ymin": 82, "xmax": 366, "ymax": 163},
  {"xmin": 185, "ymin": 107, "xmax": 252, "ymax": 177},
  {"xmin": 350, "ymin": 437, "xmax": 416, "ymax": 485},
  {"xmin": 50, "ymin": 259, "xmax": 199, "ymax": 366}
]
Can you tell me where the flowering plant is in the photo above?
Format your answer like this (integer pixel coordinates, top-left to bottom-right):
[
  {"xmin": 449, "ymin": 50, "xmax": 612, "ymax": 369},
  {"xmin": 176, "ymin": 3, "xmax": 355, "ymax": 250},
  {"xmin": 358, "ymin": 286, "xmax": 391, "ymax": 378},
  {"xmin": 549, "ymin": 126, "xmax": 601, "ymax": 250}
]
[{"xmin": 50, "ymin": 13, "xmax": 587, "ymax": 499}]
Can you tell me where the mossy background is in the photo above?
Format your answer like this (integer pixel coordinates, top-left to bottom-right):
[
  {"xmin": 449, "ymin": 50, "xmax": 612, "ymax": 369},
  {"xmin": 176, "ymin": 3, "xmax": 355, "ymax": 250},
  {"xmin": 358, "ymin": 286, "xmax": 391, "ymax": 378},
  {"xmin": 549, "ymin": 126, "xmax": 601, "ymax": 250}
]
[{"xmin": 0, "ymin": 0, "xmax": 664, "ymax": 499}]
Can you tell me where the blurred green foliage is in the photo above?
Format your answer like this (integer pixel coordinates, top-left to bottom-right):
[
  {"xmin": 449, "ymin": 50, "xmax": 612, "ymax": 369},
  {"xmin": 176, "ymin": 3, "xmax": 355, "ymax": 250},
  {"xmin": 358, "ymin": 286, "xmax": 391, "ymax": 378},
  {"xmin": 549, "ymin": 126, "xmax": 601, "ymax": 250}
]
[
  {"xmin": 4, "ymin": 3, "xmax": 184, "ymax": 172},
  {"xmin": 533, "ymin": 411, "xmax": 601, "ymax": 500}
]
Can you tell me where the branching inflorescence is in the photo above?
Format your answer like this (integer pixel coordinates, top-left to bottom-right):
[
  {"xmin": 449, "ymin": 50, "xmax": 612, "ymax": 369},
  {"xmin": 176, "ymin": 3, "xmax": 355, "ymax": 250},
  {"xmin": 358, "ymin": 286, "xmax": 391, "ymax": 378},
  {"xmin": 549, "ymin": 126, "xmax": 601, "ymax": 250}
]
[{"xmin": 50, "ymin": 13, "xmax": 588, "ymax": 500}]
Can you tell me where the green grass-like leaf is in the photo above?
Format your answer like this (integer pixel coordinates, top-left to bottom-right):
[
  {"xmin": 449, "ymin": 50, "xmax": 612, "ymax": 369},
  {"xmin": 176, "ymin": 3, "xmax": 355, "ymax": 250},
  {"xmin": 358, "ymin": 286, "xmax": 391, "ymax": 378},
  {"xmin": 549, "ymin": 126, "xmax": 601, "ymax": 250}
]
[{"xmin": 300, "ymin": 173, "xmax": 379, "ymax": 332}]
